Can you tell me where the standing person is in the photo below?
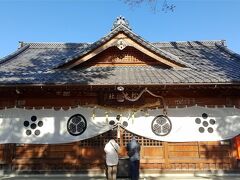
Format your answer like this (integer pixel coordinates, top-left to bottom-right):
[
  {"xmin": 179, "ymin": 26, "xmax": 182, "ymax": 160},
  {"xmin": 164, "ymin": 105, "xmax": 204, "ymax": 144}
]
[
  {"xmin": 126, "ymin": 135, "xmax": 141, "ymax": 180},
  {"xmin": 104, "ymin": 137, "xmax": 120, "ymax": 180}
]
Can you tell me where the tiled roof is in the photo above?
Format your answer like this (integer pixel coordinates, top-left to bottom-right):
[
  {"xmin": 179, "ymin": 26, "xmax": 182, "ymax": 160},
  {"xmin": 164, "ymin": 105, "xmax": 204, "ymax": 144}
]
[
  {"xmin": 152, "ymin": 40, "xmax": 225, "ymax": 48},
  {"xmin": 0, "ymin": 39, "xmax": 240, "ymax": 86},
  {"xmin": 53, "ymin": 20, "xmax": 194, "ymax": 69},
  {"xmin": 0, "ymin": 17, "xmax": 240, "ymax": 86}
]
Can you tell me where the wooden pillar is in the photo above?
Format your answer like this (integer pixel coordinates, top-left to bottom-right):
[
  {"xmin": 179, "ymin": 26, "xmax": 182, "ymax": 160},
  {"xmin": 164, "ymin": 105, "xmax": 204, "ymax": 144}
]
[
  {"xmin": 197, "ymin": 142, "xmax": 203, "ymax": 169},
  {"xmin": 3, "ymin": 144, "xmax": 15, "ymax": 171},
  {"xmin": 232, "ymin": 137, "xmax": 239, "ymax": 169},
  {"xmin": 163, "ymin": 142, "xmax": 169, "ymax": 169},
  {"xmin": 119, "ymin": 128, "xmax": 127, "ymax": 157}
]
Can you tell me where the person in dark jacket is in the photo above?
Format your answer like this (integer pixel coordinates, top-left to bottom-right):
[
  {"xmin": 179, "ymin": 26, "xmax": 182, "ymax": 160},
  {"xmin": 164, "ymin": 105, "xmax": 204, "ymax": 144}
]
[{"xmin": 126, "ymin": 135, "xmax": 141, "ymax": 180}]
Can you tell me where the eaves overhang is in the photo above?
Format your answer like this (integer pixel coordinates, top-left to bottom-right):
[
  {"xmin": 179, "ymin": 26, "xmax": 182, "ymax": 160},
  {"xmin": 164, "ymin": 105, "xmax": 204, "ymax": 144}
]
[{"xmin": 56, "ymin": 17, "xmax": 195, "ymax": 69}]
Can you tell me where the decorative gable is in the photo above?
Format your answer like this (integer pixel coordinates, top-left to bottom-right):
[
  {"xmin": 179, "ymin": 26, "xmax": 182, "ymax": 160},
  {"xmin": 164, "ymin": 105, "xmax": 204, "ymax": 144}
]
[
  {"xmin": 73, "ymin": 46, "xmax": 170, "ymax": 68},
  {"xmin": 59, "ymin": 16, "xmax": 193, "ymax": 69}
]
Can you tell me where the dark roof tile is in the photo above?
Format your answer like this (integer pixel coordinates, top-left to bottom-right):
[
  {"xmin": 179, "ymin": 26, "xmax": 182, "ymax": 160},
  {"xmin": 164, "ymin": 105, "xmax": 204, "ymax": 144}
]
[{"xmin": 0, "ymin": 39, "xmax": 240, "ymax": 86}]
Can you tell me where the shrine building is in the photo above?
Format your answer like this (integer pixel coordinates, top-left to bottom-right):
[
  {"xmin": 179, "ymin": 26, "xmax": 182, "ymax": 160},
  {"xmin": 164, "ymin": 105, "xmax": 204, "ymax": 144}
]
[{"xmin": 0, "ymin": 16, "xmax": 240, "ymax": 173}]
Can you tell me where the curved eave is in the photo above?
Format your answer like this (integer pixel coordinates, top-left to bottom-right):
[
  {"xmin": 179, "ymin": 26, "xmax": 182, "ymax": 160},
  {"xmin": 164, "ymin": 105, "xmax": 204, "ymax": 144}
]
[
  {"xmin": 215, "ymin": 44, "xmax": 240, "ymax": 60},
  {"xmin": 0, "ymin": 45, "xmax": 30, "ymax": 65}
]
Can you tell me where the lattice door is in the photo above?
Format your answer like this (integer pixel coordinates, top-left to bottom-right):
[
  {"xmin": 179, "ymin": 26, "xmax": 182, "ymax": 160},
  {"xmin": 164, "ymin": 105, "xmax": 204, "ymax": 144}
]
[
  {"xmin": 118, "ymin": 128, "xmax": 164, "ymax": 159},
  {"xmin": 78, "ymin": 127, "xmax": 164, "ymax": 158}
]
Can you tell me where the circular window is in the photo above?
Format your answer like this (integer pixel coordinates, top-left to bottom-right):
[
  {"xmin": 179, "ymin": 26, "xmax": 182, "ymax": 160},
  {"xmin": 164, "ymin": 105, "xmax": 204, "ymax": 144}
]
[
  {"xmin": 67, "ymin": 114, "xmax": 87, "ymax": 136},
  {"xmin": 151, "ymin": 115, "xmax": 172, "ymax": 136}
]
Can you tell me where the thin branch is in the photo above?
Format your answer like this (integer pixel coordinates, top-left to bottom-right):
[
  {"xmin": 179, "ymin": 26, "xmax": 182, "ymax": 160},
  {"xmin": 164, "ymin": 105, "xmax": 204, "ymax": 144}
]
[{"xmin": 122, "ymin": 0, "xmax": 176, "ymax": 13}]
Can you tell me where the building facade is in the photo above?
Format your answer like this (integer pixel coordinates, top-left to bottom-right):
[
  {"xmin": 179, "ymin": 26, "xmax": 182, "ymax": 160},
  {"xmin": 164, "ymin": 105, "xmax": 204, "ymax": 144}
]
[{"xmin": 0, "ymin": 16, "xmax": 240, "ymax": 173}]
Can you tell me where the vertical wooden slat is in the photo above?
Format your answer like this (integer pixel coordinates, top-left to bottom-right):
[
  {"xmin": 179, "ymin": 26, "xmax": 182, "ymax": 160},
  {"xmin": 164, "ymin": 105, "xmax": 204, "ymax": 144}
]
[
  {"xmin": 197, "ymin": 142, "xmax": 203, "ymax": 169},
  {"xmin": 163, "ymin": 142, "xmax": 169, "ymax": 168},
  {"xmin": 8, "ymin": 128, "xmax": 238, "ymax": 171},
  {"xmin": 231, "ymin": 138, "xmax": 238, "ymax": 168}
]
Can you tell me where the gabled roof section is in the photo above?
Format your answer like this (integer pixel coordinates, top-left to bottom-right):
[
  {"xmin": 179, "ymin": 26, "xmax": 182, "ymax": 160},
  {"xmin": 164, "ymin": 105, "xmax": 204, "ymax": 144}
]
[
  {"xmin": 1, "ymin": 16, "xmax": 240, "ymax": 86},
  {"xmin": 57, "ymin": 16, "xmax": 194, "ymax": 69},
  {"xmin": 0, "ymin": 38, "xmax": 240, "ymax": 86}
]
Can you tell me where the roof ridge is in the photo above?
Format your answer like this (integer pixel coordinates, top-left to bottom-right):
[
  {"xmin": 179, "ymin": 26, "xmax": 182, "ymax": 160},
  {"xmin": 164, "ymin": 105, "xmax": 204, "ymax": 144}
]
[
  {"xmin": 153, "ymin": 40, "xmax": 225, "ymax": 48},
  {"xmin": 19, "ymin": 40, "xmax": 225, "ymax": 48},
  {"xmin": 21, "ymin": 42, "xmax": 90, "ymax": 49}
]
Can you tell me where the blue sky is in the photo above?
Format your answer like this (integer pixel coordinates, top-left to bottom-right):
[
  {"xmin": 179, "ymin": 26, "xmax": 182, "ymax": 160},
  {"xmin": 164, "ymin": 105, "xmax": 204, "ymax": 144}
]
[{"xmin": 0, "ymin": 0, "xmax": 239, "ymax": 58}]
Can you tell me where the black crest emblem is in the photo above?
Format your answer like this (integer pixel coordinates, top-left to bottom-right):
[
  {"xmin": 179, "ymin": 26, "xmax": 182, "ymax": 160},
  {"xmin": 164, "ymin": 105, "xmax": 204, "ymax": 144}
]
[
  {"xmin": 195, "ymin": 113, "xmax": 215, "ymax": 133},
  {"xmin": 151, "ymin": 115, "xmax": 172, "ymax": 136},
  {"xmin": 23, "ymin": 115, "xmax": 43, "ymax": 136},
  {"xmin": 67, "ymin": 114, "xmax": 87, "ymax": 136}
]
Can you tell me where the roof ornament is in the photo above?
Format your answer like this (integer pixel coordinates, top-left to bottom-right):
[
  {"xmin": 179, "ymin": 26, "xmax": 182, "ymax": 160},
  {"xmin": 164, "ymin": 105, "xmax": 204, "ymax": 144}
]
[
  {"xmin": 116, "ymin": 39, "xmax": 128, "ymax": 50},
  {"xmin": 112, "ymin": 16, "xmax": 132, "ymax": 30}
]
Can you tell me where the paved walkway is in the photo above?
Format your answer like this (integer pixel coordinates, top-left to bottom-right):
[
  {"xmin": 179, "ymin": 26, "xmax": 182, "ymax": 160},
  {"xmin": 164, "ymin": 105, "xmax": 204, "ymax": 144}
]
[{"xmin": 0, "ymin": 173, "xmax": 240, "ymax": 180}]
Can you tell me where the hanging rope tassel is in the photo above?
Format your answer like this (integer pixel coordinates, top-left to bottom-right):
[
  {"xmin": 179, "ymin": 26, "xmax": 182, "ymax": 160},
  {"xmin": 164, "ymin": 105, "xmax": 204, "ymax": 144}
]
[{"xmin": 122, "ymin": 88, "xmax": 167, "ymax": 115}]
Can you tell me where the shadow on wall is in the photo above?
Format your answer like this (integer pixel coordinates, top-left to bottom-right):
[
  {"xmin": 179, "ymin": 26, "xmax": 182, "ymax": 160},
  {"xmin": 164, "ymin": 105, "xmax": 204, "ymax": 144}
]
[
  {"xmin": 4, "ymin": 106, "xmax": 119, "ymax": 173},
  {"xmin": 10, "ymin": 129, "xmax": 118, "ymax": 173}
]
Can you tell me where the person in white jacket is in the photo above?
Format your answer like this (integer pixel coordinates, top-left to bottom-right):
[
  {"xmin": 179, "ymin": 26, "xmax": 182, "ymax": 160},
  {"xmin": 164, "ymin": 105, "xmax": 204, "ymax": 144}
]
[{"xmin": 104, "ymin": 138, "xmax": 120, "ymax": 180}]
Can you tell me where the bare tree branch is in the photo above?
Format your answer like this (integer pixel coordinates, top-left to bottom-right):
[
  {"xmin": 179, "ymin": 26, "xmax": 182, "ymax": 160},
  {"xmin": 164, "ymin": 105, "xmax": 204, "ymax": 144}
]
[{"xmin": 122, "ymin": 0, "xmax": 176, "ymax": 13}]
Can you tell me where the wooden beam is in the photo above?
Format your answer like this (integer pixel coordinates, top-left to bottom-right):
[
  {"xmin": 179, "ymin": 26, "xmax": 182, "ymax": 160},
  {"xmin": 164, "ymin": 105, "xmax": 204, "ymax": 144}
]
[{"xmin": 65, "ymin": 33, "xmax": 183, "ymax": 69}]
